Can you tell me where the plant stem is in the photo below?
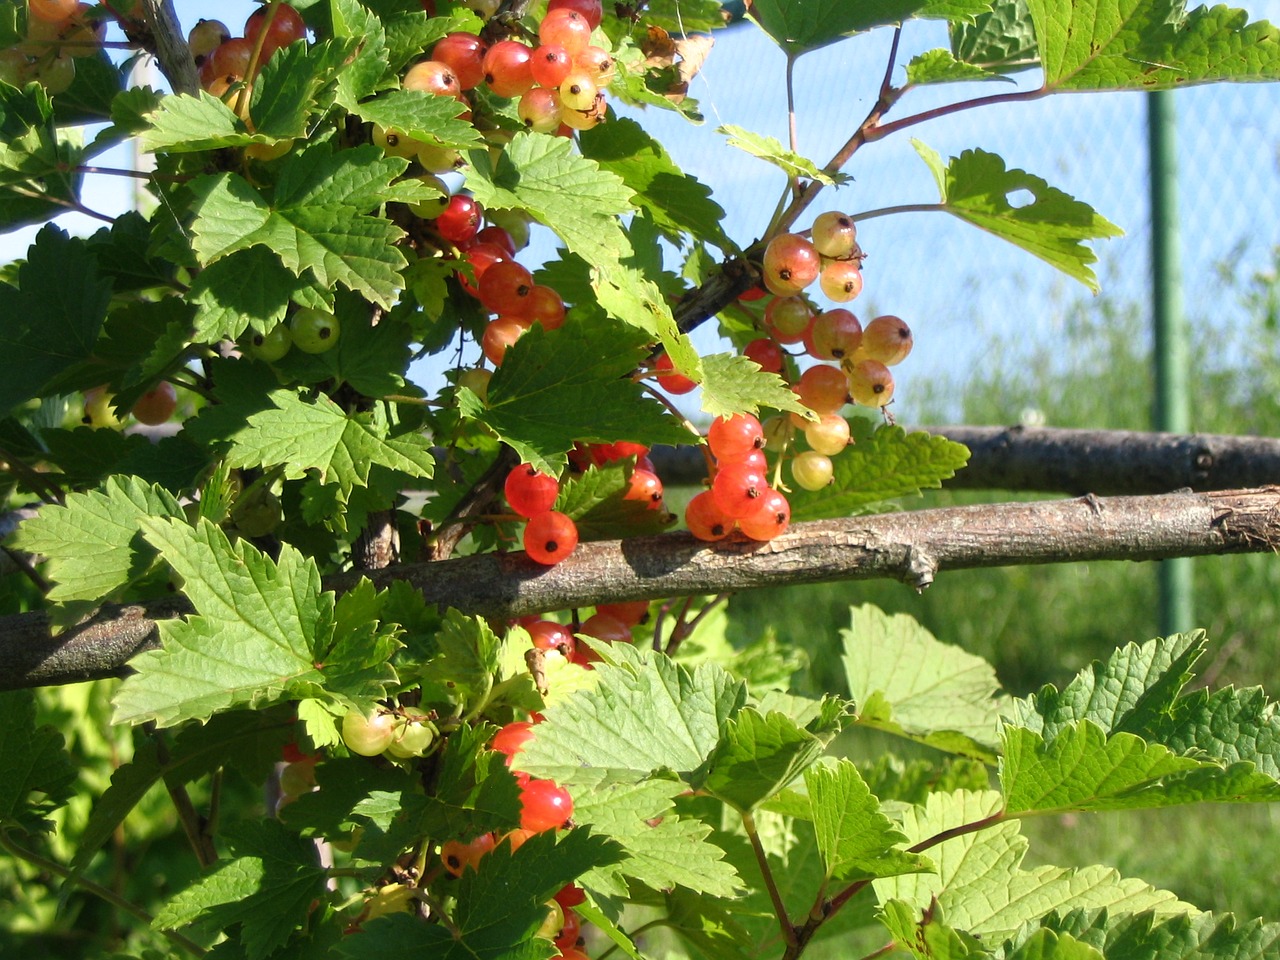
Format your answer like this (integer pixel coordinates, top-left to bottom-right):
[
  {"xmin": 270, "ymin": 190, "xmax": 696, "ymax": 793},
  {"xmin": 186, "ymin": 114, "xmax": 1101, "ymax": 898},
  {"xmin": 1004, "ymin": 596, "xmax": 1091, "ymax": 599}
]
[
  {"xmin": 596, "ymin": 917, "xmax": 669, "ymax": 959},
  {"xmin": 234, "ymin": 0, "xmax": 281, "ymax": 121},
  {"xmin": 786, "ymin": 52, "xmax": 800, "ymax": 191},
  {"xmin": 864, "ymin": 86, "xmax": 1049, "ymax": 145},
  {"xmin": 770, "ymin": 25, "xmax": 904, "ymax": 240},
  {"xmin": 742, "ymin": 810, "xmax": 798, "ymax": 949},
  {"xmin": 850, "ymin": 202, "xmax": 947, "ymax": 222},
  {"xmin": 0, "ymin": 829, "xmax": 209, "ymax": 957}
]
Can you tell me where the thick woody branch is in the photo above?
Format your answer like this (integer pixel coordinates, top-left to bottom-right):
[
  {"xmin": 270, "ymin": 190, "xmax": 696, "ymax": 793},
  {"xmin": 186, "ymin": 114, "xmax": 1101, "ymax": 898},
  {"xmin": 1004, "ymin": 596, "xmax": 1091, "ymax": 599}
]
[
  {"xmin": 649, "ymin": 426, "xmax": 1280, "ymax": 496},
  {"xmin": 1, "ymin": 488, "xmax": 1277, "ymax": 692},
  {"xmin": 141, "ymin": 0, "xmax": 199, "ymax": 96}
]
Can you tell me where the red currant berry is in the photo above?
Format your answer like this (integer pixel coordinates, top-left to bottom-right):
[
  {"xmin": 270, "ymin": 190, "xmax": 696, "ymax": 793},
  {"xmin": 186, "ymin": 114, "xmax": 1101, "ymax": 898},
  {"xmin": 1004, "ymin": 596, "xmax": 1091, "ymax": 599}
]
[
  {"xmin": 244, "ymin": 3, "xmax": 307, "ymax": 61},
  {"xmin": 432, "ymin": 32, "xmax": 487, "ymax": 90},
  {"xmin": 505, "ymin": 464, "xmax": 560, "ymax": 518},
  {"xmin": 130, "ymin": 382, "xmax": 178, "ymax": 425},
  {"xmin": 530, "ymin": 43, "xmax": 573, "ymax": 88},
  {"xmin": 481, "ymin": 317, "xmax": 526, "ymax": 366},
  {"xmin": 539, "ymin": 8, "xmax": 592, "ymax": 54},
  {"xmin": 595, "ymin": 601, "xmax": 649, "ymax": 626},
  {"xmin": 478, "ymin": 260, "xmax": 535, "ymax": 315},
  {"xmin": 441, "ymin": 833, "xmax": 496, "ymax": 876},
  {"xmin": 711, "ymin": 463, "xmax": 770, "ymax": 519},
  {"xmin": 547, "ymin": 0, "xmax": 602, "ymax": 29},
  {"xmin": 764, "ymin": 295, "xmax": 813, "ymax": 345},
  {"xmin": 482, "ymin": 40, "xmax": 535, "ymax": 98},
  {"xmin": 762, "ymin": 233, "xmax": 820, "ymax": 296},
  {"xmin": 708, "ymin": 413, "xmax": 764, "ymax": 462},
  {"xmin": 819, "ymin": 259, "xmax": 864, "ymax": 302},
  {"xmin": 856, "ymin": 315, "xmax": 913, "ymax": 366},
  {"xmin": 523, "ymin": 511, "xmax": 579, "ymax": 565},
  {"xmin": 519, "ymin": 778, "xmax": 574, "ymax": 832},
  {"xmin": 580, "ymin": 612, "xmax": 631, "ymax": 644},
  {"xmin": 527, "ymin": 620, "xmax": 575, "ymax": 658},
  {"xmin": 744, "ymin": 337, "xmax": 784, "ymax": 374},
  {"xmin": 845, "ymin": 358, "xmax": 896, "ymax": 407},
  {"xmin": 436, "ymin": 194, "xmax": 482, "ymax": 244},
  {"xmin": 738, "ymin": 488, "xmax": 791, "ymax": 541},
  {"xmin": 624, "ymin": 467, "xmax": 664, "ymax": 507},
  {"xmin": 810, "ymin": 211, "xmax": 858, "ymax": 259},
  {"xmin": 655, "ymin": 352, "xmax": 696, "ymax": 394},
  {"xmin": 795, "ymin": 364, "xmax": 849, "ymax": 414},
  {"xmin": 492, "ymin": 721, "xmax": 535, "ymax": 763},
  {"xmin": 685, "ymin": 490, "xmax": 733, "ymax": 541},
  {"xmin": 403, "ymin": 59, "xmax": 461, "ymax": 97},
  {"xmin": 808, "ymin": 309, "xmax": 863, "ymax": 361}
]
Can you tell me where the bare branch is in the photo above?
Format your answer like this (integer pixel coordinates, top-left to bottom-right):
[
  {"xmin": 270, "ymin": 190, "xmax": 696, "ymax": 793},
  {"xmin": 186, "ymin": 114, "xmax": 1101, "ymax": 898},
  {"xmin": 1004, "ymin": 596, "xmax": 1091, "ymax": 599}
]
[
  {"xmin": 2, "ymin": 488, "xmax": 1277, "ymax": 692},
  {"xmin": 142, "ymin": 0, "xmax": 199, "ymax": 96},
  {"xmin": 648, "ymin": 426, "xmax": 1280, "ymax": 496}
]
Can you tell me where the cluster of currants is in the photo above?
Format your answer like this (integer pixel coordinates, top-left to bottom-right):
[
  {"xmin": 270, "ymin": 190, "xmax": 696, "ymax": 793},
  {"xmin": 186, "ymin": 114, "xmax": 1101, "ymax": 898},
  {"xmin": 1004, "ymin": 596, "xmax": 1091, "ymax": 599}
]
[
  {"xmin": 191, "ymin": 5, "xmax": 308, "ymax": 99},
  {"xmin": 685, "ymin": 413, "xmax": 791, "ymax": 542},
  {"xmin": 0, "ymin": 0, "xmax": 112, "ymax": 95}
]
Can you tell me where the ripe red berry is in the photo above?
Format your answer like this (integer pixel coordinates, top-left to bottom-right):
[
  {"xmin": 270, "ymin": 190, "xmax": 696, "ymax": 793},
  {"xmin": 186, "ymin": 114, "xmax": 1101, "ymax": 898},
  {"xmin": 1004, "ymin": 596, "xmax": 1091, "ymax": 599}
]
[
  {"xmin": 539, "ymin": 8, "xmax": 592, "ymax": 54},
  {"xmin": 436, "ymin": 194, "xmax": 482, "ymax": 244},
  {"xmin": 130, "ymin": 382, "xmax": 178, "ymax": 425},
  {"xmin": 711, "ymin": 463, "xmax": 770, "ymax": 519},
  {"xmin": 808, "ymin": 309, "xmax": 863, "ymax": 361},
  {"xmin": 403, "ymin": 59, "xmax": 461, "ymax": 97},
  {"xmin": 762, "ymin": 233, "xmax": 820, "ymax": 296},
  {"xmin": 737, "ymin": 488, "xmax": 791, "ymax": 541},
  {"xmin": 478, "ymin": 259, "xmax": 535, "ymax": 315},
  {"xmin": 523, "ymin": 511, "xmax": 579, "ymax": 565},
  {"xmin": 579, "ymin": 612, "xmax": 631, "ymax": 644},
  {"xmin": 595, "ymin": 601, "xmax": 649, "ymax": 626},
  {"xmin": 655, "ymin": 352, "xmax": 696, "ymax": 394},
  {"xmin": 481, "ymin": 317, "xmax": 526, "ymax": 366},
  {"xmin": 547, "ymin": 0, "xmax": 603, "ymax": 29},
  {"xmin": 685, "ymin": 490, "xmax": 733, "ymax": 542},
  {"xmin": 441, "ymin": 833, "xmax": 496, "ymax": 876},
  {"xmin": 432, "ymin": 32, "xmax": 488, "ymax": 90},
  {"xmin": 624, "ymin": 467, "xmax": 664, "ymax": 508},
  {"xmin": 505, "ymin": 464, "xmax": 560, "ymax": 518},
  {"xmin": 519, "ymin": 778, "xmax": 574, "ymax": 832},
  {"xmin": 527, "ymin": 620, "xmax": 575, "ymax": 658},
  {"xmin": 744, "ymin": 337, "xmax": 784, "ymax": 374},
  {"xmin": 708, "ymin": 413, "xmax": 764, "ymax": 462},
  {"xmin": 492, "ymin": 721, "xmax": 535, "ymax": 763},
  {"xmin": 530, "ymin": 43, "xmax": 573, "ymax": 88},
  {"xmin": 482, "ymin": 40, "xmax": 535, "ymax": 98},
  {"xmin": 244, "ymin": 3, "xmax": 307, "ymax": 61}
]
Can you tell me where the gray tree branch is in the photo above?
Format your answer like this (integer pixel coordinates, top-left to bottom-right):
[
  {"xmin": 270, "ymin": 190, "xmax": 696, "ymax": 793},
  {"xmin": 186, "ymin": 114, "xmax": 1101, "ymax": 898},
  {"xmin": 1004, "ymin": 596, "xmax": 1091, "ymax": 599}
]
[
  {"xmin": 648, "ymin": 425, "xmax": 1280, "ymax": 495},
  {"xmin": 2, "ymin": 487, "xmax": 1277, "ymax": 692}
]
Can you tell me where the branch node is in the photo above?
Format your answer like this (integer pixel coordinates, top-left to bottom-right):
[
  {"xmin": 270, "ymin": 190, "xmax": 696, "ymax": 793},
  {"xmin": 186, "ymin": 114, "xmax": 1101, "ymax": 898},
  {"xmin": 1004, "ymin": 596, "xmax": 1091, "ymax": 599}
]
[{"xmin": 902, "ymin": 546, "xmax": 937, "ymax": 593}]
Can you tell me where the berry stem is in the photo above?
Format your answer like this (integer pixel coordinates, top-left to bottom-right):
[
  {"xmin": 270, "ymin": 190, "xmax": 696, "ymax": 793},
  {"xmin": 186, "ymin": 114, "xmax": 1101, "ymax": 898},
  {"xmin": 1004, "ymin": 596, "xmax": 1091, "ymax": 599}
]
[
  {"xmin": 849, "ymin": 202, "xmax": 947, "ymax": 222},
  {"xmin": 785, "ymin": 52, "xmax": 800, "ymax": 189},
  {"xmin": 75, "ymin": 164, "xmax": 190, "ymax": 183},
  {"xmin": 0, "ymin": 828, "xmax": 210, "ymax": 958},
  {"xmin": 864, "ymin": 85, "xmax": 1050, "ymax": 146},
  {"xmin": 742, "ymin": 810, "xmax": 799, "ymax": 950},
  {"xmin": 234, "ymin": 0, "xmax": 283, "ymax": 121}
]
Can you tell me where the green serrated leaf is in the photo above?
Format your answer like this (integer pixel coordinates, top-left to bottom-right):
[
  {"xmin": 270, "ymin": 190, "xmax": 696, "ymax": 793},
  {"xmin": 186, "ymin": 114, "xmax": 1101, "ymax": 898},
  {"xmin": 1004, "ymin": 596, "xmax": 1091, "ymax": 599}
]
[
  {"xmin": 457, "ymin": 321, "xmax": 693, "ymax": 475},
  {"xmin": 808, "ymin": 760, "xmax": 933, "ymax": 882},
  {"xmin": 843, "ymin": 605, "xmax": 1003, "ymax": 759},
  {"xmin": 1006, "ymin": 633, "xmax": 1206, "ymax": 740},
  {"xmin": 112, "ymin": 518, "xmax": 332, "ymax": 727},
  {"xmin": 141, "ymin": 91, "xmax": 263, "ymax": 154},
  {"xmin": 0, "ymin": 690, "xmax": 77, "ymax": 835},
  {"xmin": 952, "ymin": 0, "xmax": 1040, "ymax": 71},
  {"xmin": 189, "ymin": 248, "xmax": 303, "ymax": 343},
  {"xmin": 1028, "ymin": 0, "xmax": 1280, "ymax": 90},
  {"xmin": 466, "ymin": 131, "xmax": 635, "ymax": 269},
  {"xmin": 188, "ymin": 144, "xmax": 416, "ymax": 308},
  {"xmin": 153, "ymin": 820, "xmax": 326, "ymax": 960},
  {"xmin": 699, "ymin": 352, "xmax": 813, "ymax": 420},
  {"xmin": 788, "ymin": 424, "xmax": 970, "ymax": 520},
  {"xmin": 569, "ymin": 774, "xmax": 743, "ymax": 897},
  {"xmin": 419, "ymin": 721, "xmax": 523, "ymax": 839},
  {"xmin": 0, "ymin": 225, "xmax": 112, "ymax": 415},
  {"xmin": 517, "ymin": 643, "xmax": 747, "ymax": 787},
  {"xmin": 875, "ymin": 790, "xmax": 1194, "ymax": 940},
  {"xmin": 879, "ymin": 898, "xmax": 988, "ymax": 960},
  {"xmin": 701, "ymin": 709, "xmax": 839, "ymax": 812},
  {"xmin": 555, "ymin": 462, "xmax": 676, "ymax": 540},
  {"xmin": 912, "ymin": 140, "xmax": 1123, "ymax": 291},
  {"xmin": 746, "ymin": 0, "xmax": 982, "ymax": 54},
  {"xmin": 350, "ymin": 88, "xmax": 483, "ymax": 150},
  {"xmin": 12, "ymin": 475, "xmax": 184, "ymax": 605},
  {"xmin": 578, "ymin": 117, "xmax": 733, "ymax": 251},
  {"xmin": 1153, "ymin": 683, "xmax": 1280, "ymax": 778},
  {"xmin": 718, "ymin": 124, "xmax": 849, "ymax": 184},
  {"xmin": 191, "ymin": 383, "xmax": 433, "ymax": 502},
  {"xmin": 1000, "ymin": 721, "xmax": 1207, "ymax": 814},
  {"xmin": 907, "ymin": 48, "xmax": 1015, "ymax": 84}
]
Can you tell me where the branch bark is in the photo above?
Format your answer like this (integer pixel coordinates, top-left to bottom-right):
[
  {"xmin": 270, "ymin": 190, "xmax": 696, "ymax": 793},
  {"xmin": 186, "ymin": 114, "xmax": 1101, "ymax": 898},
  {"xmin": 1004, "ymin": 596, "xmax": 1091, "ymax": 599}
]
[
  {"xmin": 2, "ymin": 487, "xmax": 1277, "ymax": 692},
  {"xmin": 649, "ymin": 426, "xmax": 1280, "ymax": 496}
]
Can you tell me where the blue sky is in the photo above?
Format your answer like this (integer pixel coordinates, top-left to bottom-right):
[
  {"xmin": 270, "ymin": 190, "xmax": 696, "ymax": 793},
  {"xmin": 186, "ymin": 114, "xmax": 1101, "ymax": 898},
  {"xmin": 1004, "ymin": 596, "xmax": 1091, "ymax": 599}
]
[{"xmin": 5, "ymin": 1, "xmax": 1279, "ymax": 424}]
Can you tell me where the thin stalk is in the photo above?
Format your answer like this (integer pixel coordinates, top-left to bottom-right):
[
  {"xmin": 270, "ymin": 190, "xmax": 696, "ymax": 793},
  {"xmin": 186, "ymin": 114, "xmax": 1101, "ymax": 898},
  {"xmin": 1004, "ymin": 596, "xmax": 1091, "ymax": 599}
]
[
  {"xmin": 786, "ymin": 52, "xmax": 800, "ymax": 192},
  {"xmin": 864, "ymin": 86, "xmax": 1050, "ymax": 145},
  {"xmin": 742, "ymin": 810, "xmax": 798, "ymax": 949},
  {"xmin": 75, "ymin": 165, "xmax": 188, "ymax": 182},
  {"xmin": 234, "ymin": 0, "xmax": 281, "ymax": 121},
  {"xmin": 851, "ymin": 202, "xmax": 947, "ymax": 222},
  {"xmin": 770, "ymin": 25, "xmax": 904, "ymax": 240},
  {"xmin": 596, "ymin": 917, "xmax": 669, "ymax": 959},
  {"xmin": 0, "ymin": 829, "xmax": 209, "ymax": 957},
  {"xmin": 661, "ymin": 595, "xmax": 697, "ymax": 656},
  {"xmin": 8, "ymin": 185, "xmax": 115, "ymax": 224}
]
